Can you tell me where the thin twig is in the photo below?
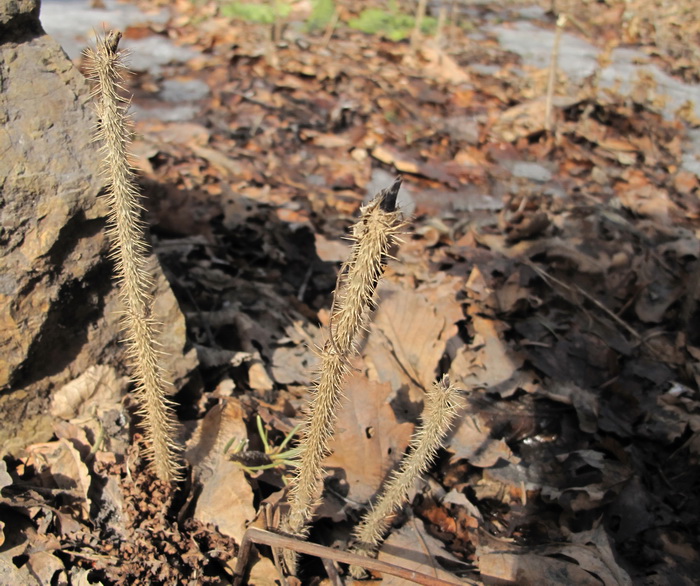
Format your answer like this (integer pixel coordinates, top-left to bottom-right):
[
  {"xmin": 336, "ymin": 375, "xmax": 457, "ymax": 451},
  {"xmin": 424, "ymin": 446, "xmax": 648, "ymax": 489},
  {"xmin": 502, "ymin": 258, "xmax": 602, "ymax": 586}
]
[
  {"xmin": 526, "ymin": 261, "xmax": 643, "ymax": 341},
  {"xmin": 232, "ymin": 527, "xmax": 465, "ymax": 586},
  {"xmin": 411, "ymin": 0, "xmax": 429, "ymax": 50},
  {"xmin": 321, "ymin": 7, "xmax": 340, "ymax": 48},
  {"xmin": 545, "ymin": 13, "xmax": 567, "ymax": 133}
]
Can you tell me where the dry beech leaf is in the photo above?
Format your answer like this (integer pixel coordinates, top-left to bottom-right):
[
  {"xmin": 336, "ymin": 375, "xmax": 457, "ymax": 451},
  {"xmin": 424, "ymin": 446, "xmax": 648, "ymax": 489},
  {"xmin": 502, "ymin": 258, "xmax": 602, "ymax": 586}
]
[
  {"xmin": 24, "ymin": 439, "xmax": 91, "ymax": 520},
  {"xmin": 447, "ymin": 412, "xmax": 518, "ymax": 468},
  {"xmin": 490, "ymin": 96, "xmax": 580, "ymax": 142},
  {"xmin": 557, "ymin": 524, "xmax": 633, "ymax": 586},
  {"xmin": 478, "ymin": 551, "xmax": 604, "ymax": 586},
  {"xmin": 416, "ymin": 44, "xmax": 470, "ymax": 84},
  {"xmin": 478, "ymin": 525, "xmax": 632, "ymax": 586},
  {"xmin": 246, "ymin": 555, "xmax": 280, "ymax": 586},
  {"xmin": 194, "ymin": 461, "xmax": 255, "ymax": 542},
  {"xmin": 370, "ymin": 145, "xmax": 460, "ymax": 186},
  {"xmin": 325, "ymin": 370, "xmax": 414, "ymax": 504},
  {"xmin": 377, "ymin": 517, "xmax": 467, "ymax": 585},
  {"xmin": 368, "ymin": 280, "xmax": 459, "ymax": 391},
  {"xmin": 71, "ymin": 568, "xmax": 104, "ymax": 586},
  {"xmin": 450, "ymin": 310, "xmax": 525, "ymax": 396},
  {"xmin": 50, "ymin": 365, "xmax": 127, "ymax": 420},
  {"xmin": 271, "ymin": 320, "xmax": 324, "ymax": 386},
  {"xmin": 486, "ymin": 449, "xmax": 631, "ymax": 513},
  {"xmin": 26, "ymin": 551, "xmax": 66, "ymax": 586},
  {"xmin": 496, "ymin": 270, "xmax": 535, "ymax": 314},
  {"xmin": 0, "ymin": 556, "xmax": 39, "ymax": 586},
  {"xmin": 0, "ymin": 460, "xmax": 12, "ymax": 492},
  {"xmin": 537, "ymin": 380, "xmax": 600, "ymax": 434},
  {"xmin": 186, "ymin": 400, "xmax": 256, "ymax": 542}
]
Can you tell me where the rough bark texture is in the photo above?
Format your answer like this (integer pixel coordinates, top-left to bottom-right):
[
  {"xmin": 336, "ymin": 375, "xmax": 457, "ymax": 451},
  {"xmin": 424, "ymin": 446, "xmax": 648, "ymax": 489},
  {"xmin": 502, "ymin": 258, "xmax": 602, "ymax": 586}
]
[{"xmin": 0, "ymin": 0, "xmax": 197, "ymax": 456}]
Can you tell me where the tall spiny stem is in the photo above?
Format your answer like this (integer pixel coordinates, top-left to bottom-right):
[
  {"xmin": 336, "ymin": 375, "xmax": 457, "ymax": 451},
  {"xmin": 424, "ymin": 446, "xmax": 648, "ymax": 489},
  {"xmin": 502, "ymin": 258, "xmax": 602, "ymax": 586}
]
[
  {"xmin": 86, "ymin": 31, "xmax": 180, "ymax": 482},
  {"xmin": 281, "ymin": 178, "xmax": 404, "ymax": 572}
]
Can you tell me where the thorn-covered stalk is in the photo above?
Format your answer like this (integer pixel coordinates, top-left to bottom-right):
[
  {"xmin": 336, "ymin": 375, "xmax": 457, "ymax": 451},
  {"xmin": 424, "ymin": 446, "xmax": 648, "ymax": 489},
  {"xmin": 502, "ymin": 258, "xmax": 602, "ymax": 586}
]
[
  {"xmin": 86, "ymin": 31, "xmax": 180, "ymax": 482},
  {"xmin": 350, "ymin": 377, "xmax": 462, "ymax": 577},
  {"xmin": 281, "ymin": 178, "xmax": 404, "ymax": 570}
]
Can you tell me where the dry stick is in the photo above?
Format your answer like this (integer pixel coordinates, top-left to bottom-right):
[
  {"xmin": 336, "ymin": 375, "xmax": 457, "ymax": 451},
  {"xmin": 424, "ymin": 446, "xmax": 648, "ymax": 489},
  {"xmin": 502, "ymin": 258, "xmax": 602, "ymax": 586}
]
[
  {"xmin": 321, "ymin": 7, "xmax": 340, "ymax": 48},
  {"xmin": 281, "ymin": 178, "xmax": 404, "ymax": 573},
  {"xmin": 434, "ymin": 4, "xmax": 448, "ymax": 50},
  {"xmin": 411, "ymin": 0, "xmax": 429, "ymax": 50},
  {"xmin": 544, "ymin": 14, "xmax": 567, "ymax": 133},
  {"xmin": 526, "ymin": 261, "xmax": 643, "ymax": 342},
  {"xmin": 86, "ymin": 31, "xmax": 180, "ymax": 482},
  {"xmin": 526, "ymin": 261, "xmax": 671, "ymax": 361},
  {"xmin": 349, "ymin": 377, "xmax": 463, "ymax": 578},
  {"xmin": 447, "ymin": 0, "xmax": 458, "ymax": 46},
  {"xmin": 232, "ymin": 528, "xmax": 465, "ymax": 586}
]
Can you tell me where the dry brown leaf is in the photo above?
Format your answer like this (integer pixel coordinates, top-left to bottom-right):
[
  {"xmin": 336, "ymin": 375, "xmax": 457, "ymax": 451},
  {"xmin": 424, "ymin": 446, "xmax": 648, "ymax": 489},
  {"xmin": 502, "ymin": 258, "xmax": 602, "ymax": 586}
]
[
  {"xmin": 537, "ymin": 380, "xmax": 600, "ymax": 434},
  {"xmin": 136, "ymin": 120, "xmax": 210, "ymax": 147},
  {"xmin": 370, "ymin": 145, "xmax": 460, "ymax": 186},
  {"xmin": 248, "ymin": 358, "xmax": 275, "ymax": 392},
  {"xmin": 477, "ymin": 523, "xmax": 631, "ymax": 586},
  {"xmin": 402, "ymin": 44, "xmax": 470, "ymax": 85},
  {"xmin": 50, "ymin": 365, "xmax": 127, "ymax": 420},
  {"xmin": 634, "ymin": 278, "xmax": 684, "ymax": 323},
  {"xmin": 368, "ymin": 280, "xmax": 459, "ymax": 391},
  {"xmin": 24, "ymin": 439, "xmax": 91, "ymax": 521},
  {"xmin": 450, "ymin": 311, "xmax": 525, "ymax": 396},
  {"xmin": 615, "ymin": 169, "xmax": 679, "ymax": 223},
  {"xmin": 186, "ymin": 400, "xmax": 256, "ymax": 542},
  {"xmin": 314, "ymin": 233, "xmax": 352, "ymax": 263},
  {"xmin": 496, "ymin": 270, "xmax": 535, "ymax": 314},
  {"xmin": 194, "ymin": 462, "xmax": 255, "ymax": 542},
  {"xmin": 464, "ymin": 265, "xmax": 499, "ymax": 309},
  {"xmin": 247, "ymin": 555, "xmax": 280, "ymax": 586},
  {"xmin": 559, "ymin": 524, "xmax": 633, "ymax": 586},
  {"xmin": 26, "ymin": 551, "xmax": 66, "ymax": 586},
  {"xmin": 447, "ymin": 413, "xmax": 518, "ymax": 468},
  {"xmin": 542, "ymin": 450, "xmax": 632, "ymax": 512},
  {"xmin": 490, "ymin": 96, "xmax": 580, "ymax": 142},
  {"xmin": 300, "ymin": 129, "xmax": 352, "ymax": 149},
  {"xmin": 0, "ymin": 556, "xmax": 39, "ymax": 586},
  {"xmin": 575, "ymin": 117, "xmax": 638, "ymax": 165},
  {"xmin": 377, "ymin": 517, "xmax": 467, "ymax": 585},
  {"xmin": 478, "ymin": 551, "xmax": 604, "ymax": 586},
  {"xmin": 71, "ymin": 569, "xmax": 103, "ymax": 586},
  {"xmin": 271, "ymin": 321, "xmax": 322, "ymax": 386},
  {"xmin": 325, "ymin": 370, "xmax": 414, "ymax": 504},
  {"xmin": 0, "ymin": 461, "xmax": 11, "ymax": 492},
  {"xmin": 191, "ymin": 144, "xmax": 255, "ymax": 178}
]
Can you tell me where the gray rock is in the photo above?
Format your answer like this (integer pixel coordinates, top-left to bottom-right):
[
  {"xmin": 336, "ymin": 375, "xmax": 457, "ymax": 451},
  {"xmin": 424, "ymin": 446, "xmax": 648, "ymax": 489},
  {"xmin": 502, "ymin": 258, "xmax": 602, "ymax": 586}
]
[
  {"xmin": 39, "ymin": 0, "xmax": 169, "ymax": 62},
  {"xmin": 160, "ymin": 78, "xmax": 211, "ymax": 102},
  {"xmin": 0, "ymin": 0, "xmax": 39, "ymax": 27},
  {"xmin": 511, "ymin": 161, "xmax": 553, "ymax": 183}
]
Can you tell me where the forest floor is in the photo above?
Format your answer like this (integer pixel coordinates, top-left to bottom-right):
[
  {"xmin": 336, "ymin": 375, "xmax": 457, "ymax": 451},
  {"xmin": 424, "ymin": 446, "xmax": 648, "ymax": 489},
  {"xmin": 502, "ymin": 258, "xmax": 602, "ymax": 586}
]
[{"xmin": 2, "ymin": 1, "xmax": 700, "ymax": 584}]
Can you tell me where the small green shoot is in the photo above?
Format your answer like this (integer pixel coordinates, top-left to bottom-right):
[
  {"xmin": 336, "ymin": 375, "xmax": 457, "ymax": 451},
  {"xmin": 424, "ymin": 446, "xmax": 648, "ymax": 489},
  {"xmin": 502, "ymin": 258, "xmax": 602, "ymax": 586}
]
[
  {"xmin": 221, "ymin": 1, "xmax": 291, "ymax": 25},
  {"xmin": 307, "ymin": 0, "xmax": 335, "ymax": 32},
  {"xmin": 226, "ymin": 415, "xmax": 301, "ymax": 479},
  {"xmin": 348, "ymin": 7, "xmax": 437, "ymax": 42}
]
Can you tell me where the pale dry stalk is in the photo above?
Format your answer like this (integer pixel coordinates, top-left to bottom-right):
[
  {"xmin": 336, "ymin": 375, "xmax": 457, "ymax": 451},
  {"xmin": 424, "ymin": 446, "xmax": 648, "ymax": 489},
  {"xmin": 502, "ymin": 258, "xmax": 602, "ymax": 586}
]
[
  {"xmin": 86, "ymin": 31, "xmax": 180, "ymax": 482},
  {"xmin": 545, "ymin": 13, "xmax": 567, "ymax": 133},
  {"xmin": 281, "ymin": 178, "xmax": 404, "ymax": 571},
  {"xmin": 350, "ymin": 376, "xmax": 462, "ymax": 577},
  {"xmin": 411, "ymin": 0, "xmax": 429, "ymax": 49}
]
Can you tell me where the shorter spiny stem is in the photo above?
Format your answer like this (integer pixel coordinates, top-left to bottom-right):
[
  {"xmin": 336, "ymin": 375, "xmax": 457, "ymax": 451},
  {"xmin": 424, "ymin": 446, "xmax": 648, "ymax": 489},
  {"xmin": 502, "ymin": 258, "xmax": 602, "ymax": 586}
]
[
  {"xmin": 86, "ymin": 31, "xmax": 180, "ymax": 482},
  {"xmin": 349, "ymin": 376, "xmax": 462, "ymax": 577}
]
